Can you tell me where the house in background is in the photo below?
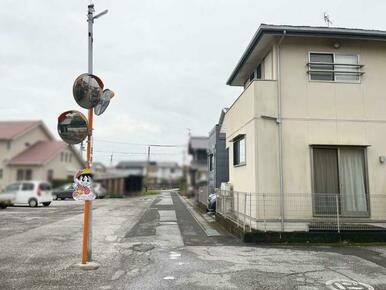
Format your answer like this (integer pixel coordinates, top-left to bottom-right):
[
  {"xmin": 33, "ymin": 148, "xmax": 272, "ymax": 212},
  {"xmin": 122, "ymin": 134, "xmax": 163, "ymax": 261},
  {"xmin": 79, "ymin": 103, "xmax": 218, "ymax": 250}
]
[
  {"xmin": 188, "ymin": 136, "xmax": 208, "ymax": 193},
  {"xmin": 155, "ymin": 162, "xmax": 182, "ymax": 185},
  {"xmin": 221, "ymin": 24, "xmax": 386, "ymax": 232},
  {"xmin": 0, "ymin": 120, "xmax": 84, "ymax": 190},
  {"xmin": 104, "ymin": 160, "xmax": 182, "ymax": 194},
  {"xmin": 208, "ymin": 108, "xmax": 229, "ymax": 195}
]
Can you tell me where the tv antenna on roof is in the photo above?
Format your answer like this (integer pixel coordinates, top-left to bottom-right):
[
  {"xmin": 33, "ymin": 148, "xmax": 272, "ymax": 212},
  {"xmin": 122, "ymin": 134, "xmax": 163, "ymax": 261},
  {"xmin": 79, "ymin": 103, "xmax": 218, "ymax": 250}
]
[{"xmin": 324, "ymin": 12, "xmax": 333, "ymax": 27}]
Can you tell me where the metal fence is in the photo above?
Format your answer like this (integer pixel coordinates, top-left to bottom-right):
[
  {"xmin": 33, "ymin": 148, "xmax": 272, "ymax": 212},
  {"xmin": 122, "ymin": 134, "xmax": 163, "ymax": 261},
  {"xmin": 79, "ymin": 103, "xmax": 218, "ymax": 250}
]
[{"xmin": 216, "ymin": 189, "xmax": 386, "ymax": 233}]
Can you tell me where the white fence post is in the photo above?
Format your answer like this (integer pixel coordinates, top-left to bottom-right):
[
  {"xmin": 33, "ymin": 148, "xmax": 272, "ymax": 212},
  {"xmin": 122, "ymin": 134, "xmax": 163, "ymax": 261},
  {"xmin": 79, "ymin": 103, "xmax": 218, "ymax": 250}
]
[
  {"xmin": 249, "ymin": 193, "xmax": 252, "ymax": 232},
  {"xmin": 243, "ymin": 193, "xmax": 247, "ymax": 232},
  {"xmin": 263, "ymin": 193, "xmax": 267, "ymax": 232},
  {"xmin": 336, "ymin": 194, "xmax": 340, "ymax": 233}
]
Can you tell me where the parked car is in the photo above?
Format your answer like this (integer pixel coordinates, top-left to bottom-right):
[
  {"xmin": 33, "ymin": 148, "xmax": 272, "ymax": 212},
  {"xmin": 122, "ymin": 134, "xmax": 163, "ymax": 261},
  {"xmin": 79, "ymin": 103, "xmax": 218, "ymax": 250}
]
[
  {"xmin": 93, "ymin": 182, "xmax": 106, "ymax": 199},
  {"xmin": 53, "ymin": 183, "xmax": 74, "ymax": 200},
  {"xmin": 207, "ymin": 192, "xmax": 216, "ymax": 213},
  {"xmin": 4, "ymin": 181, "xmax": 53, "ymax": 207},
  {"xmin": 0, "ymin": 191, "xmax": 16, "ymax": 209}
]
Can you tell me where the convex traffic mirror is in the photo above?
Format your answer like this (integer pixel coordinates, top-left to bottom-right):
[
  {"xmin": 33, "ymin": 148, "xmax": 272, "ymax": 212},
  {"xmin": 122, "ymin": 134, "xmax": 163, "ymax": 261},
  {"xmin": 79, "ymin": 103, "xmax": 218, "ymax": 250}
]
[
  {"xmin": 57, "ymin": 110, "xmax": 89, "ymax": 144},
  {"xmin": 94, "ymin": 89, "xmax": 115, "ymax": 116},
  {"xmin": 73, "ymin": 73, "xmax": 104, "ymax": 109}
]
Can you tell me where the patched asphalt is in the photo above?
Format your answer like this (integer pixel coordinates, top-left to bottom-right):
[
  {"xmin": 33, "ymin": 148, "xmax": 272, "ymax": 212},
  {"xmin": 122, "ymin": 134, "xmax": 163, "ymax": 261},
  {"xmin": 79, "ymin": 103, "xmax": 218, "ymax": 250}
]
[{"xmin": 3, "ymin": 193, "xmax": 386, "ymax": 289}]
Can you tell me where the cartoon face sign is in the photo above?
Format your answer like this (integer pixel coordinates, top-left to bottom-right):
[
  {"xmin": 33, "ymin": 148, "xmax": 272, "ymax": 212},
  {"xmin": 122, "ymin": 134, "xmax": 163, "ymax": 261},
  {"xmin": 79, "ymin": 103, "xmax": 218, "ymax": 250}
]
[{"xmin": 72, "ymin": 169, "xmax": 96, "ymax": 201}]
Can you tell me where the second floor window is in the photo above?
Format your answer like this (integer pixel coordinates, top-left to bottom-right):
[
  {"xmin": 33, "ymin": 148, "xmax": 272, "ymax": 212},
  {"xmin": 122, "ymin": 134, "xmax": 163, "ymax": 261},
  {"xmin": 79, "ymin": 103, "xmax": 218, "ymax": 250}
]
[{"xmin": 308, "ymin": 53, "xmax": 362, "ymax": 82}]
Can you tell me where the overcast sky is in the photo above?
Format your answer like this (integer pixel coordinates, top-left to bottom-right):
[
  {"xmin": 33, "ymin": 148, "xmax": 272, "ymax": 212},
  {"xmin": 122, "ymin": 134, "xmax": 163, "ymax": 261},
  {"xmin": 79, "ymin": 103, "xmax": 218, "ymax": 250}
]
[{"xmin": 1, "ymin": 0, "xmax": 385, "ymax": 165}]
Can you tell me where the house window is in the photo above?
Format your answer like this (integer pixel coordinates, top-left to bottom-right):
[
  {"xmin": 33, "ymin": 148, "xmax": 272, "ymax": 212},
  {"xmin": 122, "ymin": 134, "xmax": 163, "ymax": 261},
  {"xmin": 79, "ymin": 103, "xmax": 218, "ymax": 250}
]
[
  {"xmin": 25, "ymin": 169, "xmax": 32, "ymax": 181},
  {"xmin": 209, "ymin": 154, "xmax": 214, "ymax": 171},
  {"xmin": 61, "ymin": 152, "xmax": 64, "ymax": 162},
  {"xmin": 0, "ymin": 169, "xmax": 2, "ymax": 179},
  {"xmin": 17, "ymin": 169, "xmax": 23, "ymax": 181},
  {"xmin": 69, "ymin": 154, "xmax": 72, "ymax": 162},
  {"xmin": 233, "ymin": 135, "xmax": 246, "ymax": 166},
  {"xmin": 256, "ymin": 64, "xmax": 262, "ymax": 79},
  {"xmin": 65, "ymin": 153, "xmax": 68, "ymax": 162},
  {"xmin": 47, "ymin": 170, "xmax": 54, "ymax": 181},
  {"xmin": 308, "ymin": 53, "xmax": 361, "ymax": 82},
  {"xmin": 312, "ymin": 146, "xmax": 368, "ymax": 217}
]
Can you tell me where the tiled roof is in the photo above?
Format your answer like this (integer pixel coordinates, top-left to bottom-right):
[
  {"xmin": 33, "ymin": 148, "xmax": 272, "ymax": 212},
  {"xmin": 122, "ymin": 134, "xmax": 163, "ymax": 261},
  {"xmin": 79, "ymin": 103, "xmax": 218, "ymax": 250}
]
[
  {"xmin": 0, "ymin": 121, "xmax": 41, "ymax": 140},
  {"xmin": 8, "ymin": 140, "xmax": 66, "ymax": 165}
]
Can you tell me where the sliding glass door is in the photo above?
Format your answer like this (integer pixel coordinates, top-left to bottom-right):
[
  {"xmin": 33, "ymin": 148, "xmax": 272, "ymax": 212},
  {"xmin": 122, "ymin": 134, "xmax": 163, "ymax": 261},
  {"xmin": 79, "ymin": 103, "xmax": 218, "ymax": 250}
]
[{"xmin": 312, "ymin": 146, "xmax": 369, "ymax": 217}]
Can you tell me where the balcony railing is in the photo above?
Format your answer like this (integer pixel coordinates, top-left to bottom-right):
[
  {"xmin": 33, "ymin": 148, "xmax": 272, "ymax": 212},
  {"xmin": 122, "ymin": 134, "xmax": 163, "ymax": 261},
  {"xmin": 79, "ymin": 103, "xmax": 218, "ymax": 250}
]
[{"xmin": 306, "ymin": 62, "xmax": 365, "ymax": 80}]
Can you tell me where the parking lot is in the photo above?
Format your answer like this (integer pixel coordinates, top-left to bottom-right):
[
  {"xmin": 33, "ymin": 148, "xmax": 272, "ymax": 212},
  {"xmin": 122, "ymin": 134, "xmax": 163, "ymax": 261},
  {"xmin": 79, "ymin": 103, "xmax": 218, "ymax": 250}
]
[{"xmin": 0, "ymin": 200, "xmax": 85, "ymax": 239}]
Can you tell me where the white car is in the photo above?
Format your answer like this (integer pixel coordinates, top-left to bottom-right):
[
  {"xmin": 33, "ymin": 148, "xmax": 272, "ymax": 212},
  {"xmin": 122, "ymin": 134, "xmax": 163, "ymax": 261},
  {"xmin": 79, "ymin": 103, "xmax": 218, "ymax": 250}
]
[
  {"xmin": 0, "ymin": 191, "xmax": 16, "ymax": 209},
  {"xmin": 4, "ymin": 181, "xmax": 53, "ymax": 207}
]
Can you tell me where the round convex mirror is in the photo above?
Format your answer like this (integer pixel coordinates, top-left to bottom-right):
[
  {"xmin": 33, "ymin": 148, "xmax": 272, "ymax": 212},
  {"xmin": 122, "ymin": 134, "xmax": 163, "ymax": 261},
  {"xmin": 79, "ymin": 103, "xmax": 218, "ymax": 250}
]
[
  {"xmin": 94, "ymin": 89, "xmax": 115, "ymax": 116},
  {"xmin": 57, "ymin": 110, "xmax": 89, "ymax": 144},
  {"xmin": 73, "ymin": 73, "xmax": 104, "ymax": 109}
]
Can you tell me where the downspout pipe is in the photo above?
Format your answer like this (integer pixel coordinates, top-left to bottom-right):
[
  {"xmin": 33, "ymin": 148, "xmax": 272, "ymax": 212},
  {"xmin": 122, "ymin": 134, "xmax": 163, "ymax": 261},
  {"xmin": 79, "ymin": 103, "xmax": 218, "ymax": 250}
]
[{"xmin": 277, "ymin": 30, "xmax": 286, "ymax": 233}]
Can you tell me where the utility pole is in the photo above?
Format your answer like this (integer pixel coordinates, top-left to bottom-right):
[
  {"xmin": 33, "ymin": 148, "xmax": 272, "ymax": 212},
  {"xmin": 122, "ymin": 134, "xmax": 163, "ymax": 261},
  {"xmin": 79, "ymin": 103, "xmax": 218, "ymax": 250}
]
[{"xmin": 82, "ymin": 3, "xmax": 108, "ymax": 265}]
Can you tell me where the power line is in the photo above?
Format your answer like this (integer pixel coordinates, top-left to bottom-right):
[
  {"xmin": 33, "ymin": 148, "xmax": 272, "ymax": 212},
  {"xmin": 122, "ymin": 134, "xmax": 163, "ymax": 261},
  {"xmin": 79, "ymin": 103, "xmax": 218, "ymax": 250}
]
[
  {"xmin": 93, "ymin": 150, "xmax": 181, "ymax": 156},
  {"xmin": 93, "ymin": 138, "xmax": 185, "ymax": 147}
]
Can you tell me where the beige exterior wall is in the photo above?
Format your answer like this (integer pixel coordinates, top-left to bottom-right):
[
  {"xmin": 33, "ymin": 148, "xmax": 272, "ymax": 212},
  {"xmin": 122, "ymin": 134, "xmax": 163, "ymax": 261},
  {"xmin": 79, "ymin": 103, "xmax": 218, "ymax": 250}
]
[
  {"xmin": 44, "ymin": 146, "xmax": 83, "ymax": 181},
  {"xmin": 0, "ymin": 124, "xmax": 83, "ymax": 189},
  {"xmin": 279, "ymin": 37, "xmax": 386, "ymax": 222},
  {"xmin": 224, "ymin": 37, "xmax": 386, "ymax": 229},
  {"xmin": 0, "ymin": 125, "xmax": 51, "ymax": 189},
  {"xmin": 7, "ymin": 146, "xmax": 83, "ymax": 185},
  {"xmin": 223, "ymin": 80, "xmax": 278, "ymax": 193}
]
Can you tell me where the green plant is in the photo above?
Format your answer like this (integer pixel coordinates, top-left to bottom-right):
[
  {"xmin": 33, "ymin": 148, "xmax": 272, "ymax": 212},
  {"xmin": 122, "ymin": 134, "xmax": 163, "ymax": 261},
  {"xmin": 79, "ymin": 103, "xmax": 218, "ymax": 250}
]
[
  {"xmin": 142, "ymin": 190, "xmax": 161, "ymax": 196},
  {"xmin": 109, "ymin": 193, "xmax": 124, "ymax": 198}
]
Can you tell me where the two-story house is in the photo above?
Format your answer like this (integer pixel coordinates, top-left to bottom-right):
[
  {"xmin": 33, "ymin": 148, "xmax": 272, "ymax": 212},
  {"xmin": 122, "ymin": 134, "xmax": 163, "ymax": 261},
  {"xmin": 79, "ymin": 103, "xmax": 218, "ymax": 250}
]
[
  {"xmin": 221, "ymin": 24, "xmax": 386, "ymax": 232},
  {"xmin": 188, "ymin": 136, "xmax": 209, "ymax": 192},
  {"xmin": 208, "ymin": 108, "xmax": 229, "ymax": 195},
  {"xmin": 0, "ymin": 120, "xmax": 84, "ymax": 190}
]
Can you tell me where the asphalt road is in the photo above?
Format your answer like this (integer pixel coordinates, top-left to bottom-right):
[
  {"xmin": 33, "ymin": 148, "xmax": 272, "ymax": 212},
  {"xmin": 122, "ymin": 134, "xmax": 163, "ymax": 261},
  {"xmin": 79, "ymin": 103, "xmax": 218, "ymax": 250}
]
[{"xmin": 1, "ymin": 193, "xmax": 386, "ymax": 290}]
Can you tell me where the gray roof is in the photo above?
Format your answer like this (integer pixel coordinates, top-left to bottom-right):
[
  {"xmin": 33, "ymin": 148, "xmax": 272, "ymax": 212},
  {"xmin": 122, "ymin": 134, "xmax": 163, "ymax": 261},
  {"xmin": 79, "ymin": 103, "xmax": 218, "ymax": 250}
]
[
  {"xmin": 157, "ymin": 162, "xmax": 180, "ymax": 168},
  {"xmin": 227, "ymin": 24, "xmax": 386, "ymax": 86},
  {"xmin": 188, "ymin": 136, "xmax": 208, "ymax": 152},
  {"xmin": 116, "ymin": 160, "xmax": 156, "ymax": 169}
]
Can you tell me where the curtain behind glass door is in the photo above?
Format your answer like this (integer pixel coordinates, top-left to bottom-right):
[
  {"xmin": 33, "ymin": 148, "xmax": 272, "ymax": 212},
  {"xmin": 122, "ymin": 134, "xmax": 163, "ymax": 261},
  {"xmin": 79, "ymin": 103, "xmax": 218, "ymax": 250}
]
[
  {"xmin": 313, "ymin": 148, "xmax": 340, "ymax": 215},
  {"xmin": 339, "ymin": 148, "xmax": 368, "ymax": 215}
]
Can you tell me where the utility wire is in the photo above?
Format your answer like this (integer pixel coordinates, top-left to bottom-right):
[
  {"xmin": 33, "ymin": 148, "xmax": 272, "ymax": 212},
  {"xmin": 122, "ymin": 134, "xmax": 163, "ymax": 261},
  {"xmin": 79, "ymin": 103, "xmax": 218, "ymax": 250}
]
[
  {"xmin": 93, "ymin": 150, "xmax": 181, "ymax": 155},
  {"xmin": 93, "ymin": 138, "xmax": 185, "ymax": 147}
]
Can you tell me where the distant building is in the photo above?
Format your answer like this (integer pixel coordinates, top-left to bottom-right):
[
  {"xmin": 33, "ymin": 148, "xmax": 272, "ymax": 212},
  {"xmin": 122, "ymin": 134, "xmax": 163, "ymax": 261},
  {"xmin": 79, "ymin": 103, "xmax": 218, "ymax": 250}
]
[
  {"xmin": 0, "ymin": 120, "xmax": 84, "ymax": 190},
  {"xmin": 208, "ymin": 109, "xmax": 229, "ymax": 195},
  {"xmin": 100, "ymin": 160, "xmax": 182, "ymax": 194},
  {"xmin": 188, "ymin": 136, "xmax": 208, "ymax": 192},
  {"xmin": 155, "ymin": 162, "xmax": 182, "ymax": 183}
]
